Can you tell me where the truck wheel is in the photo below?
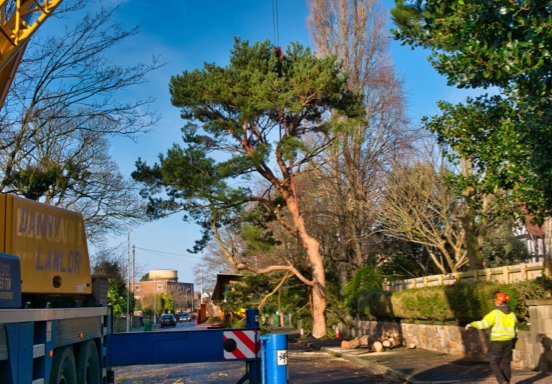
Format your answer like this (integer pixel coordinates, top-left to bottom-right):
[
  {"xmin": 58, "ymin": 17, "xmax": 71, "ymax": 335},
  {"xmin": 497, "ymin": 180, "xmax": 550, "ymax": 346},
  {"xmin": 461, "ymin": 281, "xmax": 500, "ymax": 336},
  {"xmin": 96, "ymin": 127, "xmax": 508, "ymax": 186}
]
[
  {"xmin": 50, "ymin": 346, "xmax": 77, "ymax": 384},
  {"xmin": 77, "ymin": 340, "xmax": 100, "ymax": 384}
]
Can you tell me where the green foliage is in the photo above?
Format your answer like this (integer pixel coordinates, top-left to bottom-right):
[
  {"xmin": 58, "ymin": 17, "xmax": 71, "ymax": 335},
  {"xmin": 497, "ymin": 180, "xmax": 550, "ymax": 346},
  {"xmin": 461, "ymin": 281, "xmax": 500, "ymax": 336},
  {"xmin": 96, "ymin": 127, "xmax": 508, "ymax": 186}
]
[
  {"xmin": 132, "ymin": 38, "xmax": 363, "ymax": 253},
  {"xmin": 93, "ymin": 258, "xmax": 134, "ymax": 316},
  {"xmin": 424, "ymin": 96, "xmax": 551, "ymax": 223},
  {"xmin": 482, "ymin": 221, "xmax": 530, "ymax": 268},
  {"xmin": 343, "ymin": 264, "xmax": 386, "ymax": 311},
  {"xmin": 163, "ymin": 293, "xmax": 175, "ymax": 314},
  {"xmin": 7, "ymin": 160, "xmax": 90, "ymax": 201},
  {"xmin": 139, "ymin": 292, "xmax": 165, "ymax": 316},
  {"xmin": 140, "ymin": 273, "xmax": 149, "ymax": 282},
  {"xmin": 391, "ymin": 0, "xmax": 552, "ymax": 223},
  {"xmin": 391, "ymin": 0, "xmax": 552, "ymax": 95},
  {"xmin": 107, "ymin": 285, "xmax": 127, "ymax": 318},
  {"xmin": 240, "ymin": 223, "xmax": 277, "ymax": 255},
  {"xmin": 353, "ymin": 279, "xmax": 552, "ymax": 322},
  {"xmin": 226, "ymin": 272, "xmax": 309, "ymax": 315}
]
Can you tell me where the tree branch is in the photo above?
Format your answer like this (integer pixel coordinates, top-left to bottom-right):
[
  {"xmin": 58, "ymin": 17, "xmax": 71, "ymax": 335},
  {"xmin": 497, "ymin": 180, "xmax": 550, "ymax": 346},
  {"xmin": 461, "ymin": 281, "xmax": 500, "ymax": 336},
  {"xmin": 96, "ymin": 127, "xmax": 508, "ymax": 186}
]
[{"xmin": 257, "ymin": 271, "xmax": 291, "ymax": 310}]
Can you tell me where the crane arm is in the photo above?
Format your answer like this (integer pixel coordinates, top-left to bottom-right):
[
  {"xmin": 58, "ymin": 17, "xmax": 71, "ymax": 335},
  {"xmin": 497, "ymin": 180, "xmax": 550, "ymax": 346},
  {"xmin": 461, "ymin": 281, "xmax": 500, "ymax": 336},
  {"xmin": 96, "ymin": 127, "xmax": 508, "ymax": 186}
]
[{"xmin": 0, "ymin": 0, "xmax": 63, "ymax": 109}]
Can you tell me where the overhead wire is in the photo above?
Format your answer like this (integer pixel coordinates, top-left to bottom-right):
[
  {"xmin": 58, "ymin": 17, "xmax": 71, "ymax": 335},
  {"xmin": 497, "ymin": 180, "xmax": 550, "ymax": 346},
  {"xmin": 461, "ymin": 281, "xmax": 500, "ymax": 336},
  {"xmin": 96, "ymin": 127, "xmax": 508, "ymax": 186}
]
[
  {"xmin": 135, "ymin": 246, "xmax": 202, "ymax": 263},
  {"xmin": 272, "ymin": 0, "xmax": 280, "ymax": 46}
]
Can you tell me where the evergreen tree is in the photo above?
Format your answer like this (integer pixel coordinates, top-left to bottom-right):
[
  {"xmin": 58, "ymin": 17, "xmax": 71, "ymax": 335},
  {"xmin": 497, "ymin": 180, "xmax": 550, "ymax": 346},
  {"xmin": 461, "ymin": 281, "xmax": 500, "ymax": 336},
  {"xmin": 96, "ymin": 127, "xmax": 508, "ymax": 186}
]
[{"xmin": 132, "ymin": 38, "xmax": 362, "ymax": 337}]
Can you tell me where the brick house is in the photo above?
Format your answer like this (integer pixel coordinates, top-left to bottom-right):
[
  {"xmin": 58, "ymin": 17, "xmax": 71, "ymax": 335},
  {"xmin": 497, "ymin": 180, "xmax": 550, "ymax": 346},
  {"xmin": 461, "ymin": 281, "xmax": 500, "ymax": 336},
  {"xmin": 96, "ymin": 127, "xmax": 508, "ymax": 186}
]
[{"xmin": 132, "ymin": 269, "xmax": 195, "ymax": 312}]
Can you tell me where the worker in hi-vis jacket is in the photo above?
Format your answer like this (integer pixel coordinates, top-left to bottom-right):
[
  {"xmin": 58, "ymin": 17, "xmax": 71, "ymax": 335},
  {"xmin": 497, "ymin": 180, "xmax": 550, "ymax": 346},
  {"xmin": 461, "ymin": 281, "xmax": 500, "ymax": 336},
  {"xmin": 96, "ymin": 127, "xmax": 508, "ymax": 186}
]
[{"xmin": 465, "ymin": 292, "xmax": 518, "ymax": 384}]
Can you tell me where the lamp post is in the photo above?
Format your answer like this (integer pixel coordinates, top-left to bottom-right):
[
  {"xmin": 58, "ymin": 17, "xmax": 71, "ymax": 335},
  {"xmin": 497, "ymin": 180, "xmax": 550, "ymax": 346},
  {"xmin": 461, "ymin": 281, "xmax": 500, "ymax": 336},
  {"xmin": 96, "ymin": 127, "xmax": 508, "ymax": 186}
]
[
  {"xmin": 200, "ymin": 268, "xmax": 203, "ymax": 298},
  {"xmin": 153, "ymin": 275, "xmax": 157, "ymax": 325},
  {"xmin": 126, "ymin": 229, "xmax": 131, "ymax": 332}
]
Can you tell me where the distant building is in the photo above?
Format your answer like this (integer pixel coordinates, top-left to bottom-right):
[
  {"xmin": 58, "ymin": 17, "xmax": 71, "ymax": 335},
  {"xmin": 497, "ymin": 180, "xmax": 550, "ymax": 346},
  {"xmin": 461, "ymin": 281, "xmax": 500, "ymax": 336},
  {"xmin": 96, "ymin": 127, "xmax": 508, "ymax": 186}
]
[
  {"xmin": 132, "ymin": 269, "xmax": 194, "ymax": 311},
  {"xmin": 514, "ymin": 218, "xmax": 549, "ymax": 262}
]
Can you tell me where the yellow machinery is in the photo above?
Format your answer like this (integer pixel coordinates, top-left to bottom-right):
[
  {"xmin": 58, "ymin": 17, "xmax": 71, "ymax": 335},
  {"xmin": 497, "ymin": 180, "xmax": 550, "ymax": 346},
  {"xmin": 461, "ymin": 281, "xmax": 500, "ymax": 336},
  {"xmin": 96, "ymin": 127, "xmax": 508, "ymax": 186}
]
[
  {"xmin": 0, "ymin": 194, "xmax": 92, "ymax": 296},
  {"xmin": 0, "ymin": 0, "xmax": 63, "ymax": 108}
]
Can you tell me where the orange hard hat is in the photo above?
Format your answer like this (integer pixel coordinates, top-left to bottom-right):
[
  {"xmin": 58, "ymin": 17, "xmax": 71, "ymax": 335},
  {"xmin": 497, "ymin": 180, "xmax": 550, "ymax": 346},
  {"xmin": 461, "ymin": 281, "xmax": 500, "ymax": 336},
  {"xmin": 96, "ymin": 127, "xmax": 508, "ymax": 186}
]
[{"xmin": 495, "ymin": 292, "xmax": 510, "ymax": 305}]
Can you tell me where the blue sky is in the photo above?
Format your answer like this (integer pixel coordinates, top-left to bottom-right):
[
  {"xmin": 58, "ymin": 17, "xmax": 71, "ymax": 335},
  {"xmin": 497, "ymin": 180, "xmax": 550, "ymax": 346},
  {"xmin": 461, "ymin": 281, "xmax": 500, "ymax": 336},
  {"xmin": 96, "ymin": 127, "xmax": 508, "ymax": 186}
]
[{"xmin": 36, "ymin": 0, "xmax": 478, "ymax": 287}]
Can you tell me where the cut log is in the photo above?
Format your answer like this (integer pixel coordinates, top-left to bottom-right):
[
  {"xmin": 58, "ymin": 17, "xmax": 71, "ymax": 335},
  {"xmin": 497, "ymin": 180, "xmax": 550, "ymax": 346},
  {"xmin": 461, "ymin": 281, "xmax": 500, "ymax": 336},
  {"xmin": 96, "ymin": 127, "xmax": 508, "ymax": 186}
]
[
  {"xmin": 357, "ymin": 335, "xmax": 369, "ymax": 346},
  {"xmin": 407, "ymin": 342, "xmax": 416, "ymax": 349},
  {"xmin": 390, "ymin": 338, "xmax": 402, "ymax": 347},
  {"xmin": 371, "ymin": 341, "xmax": 383, "ymax": 352},
  {"xmin": 342, "ymin": 339, "xmax": 361, "ymax": 349},
  {"xmin": 382, "ymin": 340, "xmax": 391, "ymax": 348}
]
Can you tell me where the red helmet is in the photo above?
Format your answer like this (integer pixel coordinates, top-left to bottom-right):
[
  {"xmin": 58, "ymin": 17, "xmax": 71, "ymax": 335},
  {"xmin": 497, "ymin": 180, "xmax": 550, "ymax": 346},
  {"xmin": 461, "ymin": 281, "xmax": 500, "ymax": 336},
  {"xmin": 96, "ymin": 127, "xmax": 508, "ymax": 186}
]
[{"xmin": 495, "ymin": 292, "xmax": 510, "ymax": 305}]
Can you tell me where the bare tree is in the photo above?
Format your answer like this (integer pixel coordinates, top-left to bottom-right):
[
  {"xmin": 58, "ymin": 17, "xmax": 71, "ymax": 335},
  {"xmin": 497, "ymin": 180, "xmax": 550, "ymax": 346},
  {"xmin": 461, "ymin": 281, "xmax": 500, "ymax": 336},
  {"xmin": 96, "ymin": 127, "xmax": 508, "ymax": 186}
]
[
  {"xmin": 0, "ymin": 3, "xmax": 163, "ymax": 242},
  {"xmin": 193, "ymin": 228, "xmax": 241, "ymax": 289},
  {"xmin": 306, "ymin": 0, "xmax": 413, "ymax": 282},
  {"xmin": 376, "ymin": 159, "xmax": 468, "ymax": 273}
]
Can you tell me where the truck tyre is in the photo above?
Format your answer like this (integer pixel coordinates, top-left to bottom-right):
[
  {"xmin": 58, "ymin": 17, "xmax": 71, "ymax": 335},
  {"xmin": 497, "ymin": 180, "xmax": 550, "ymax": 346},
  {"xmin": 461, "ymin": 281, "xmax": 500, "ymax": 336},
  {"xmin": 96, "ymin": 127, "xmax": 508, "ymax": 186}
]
[
  {"xmin": 50, "ymin": 346, "xmax": 77, "ymax": 384},
  {"xmin": 77, "ymin": 340, "xmax": 100, "ymax": 384}
]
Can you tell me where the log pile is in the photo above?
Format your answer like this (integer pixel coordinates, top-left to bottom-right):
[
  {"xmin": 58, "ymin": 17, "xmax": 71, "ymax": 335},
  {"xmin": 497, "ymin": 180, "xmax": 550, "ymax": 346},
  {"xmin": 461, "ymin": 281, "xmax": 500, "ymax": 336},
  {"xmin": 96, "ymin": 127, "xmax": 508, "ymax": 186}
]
[{"xmin": 341, "ymin": 332, "xmax": 410, "ymax": 351}]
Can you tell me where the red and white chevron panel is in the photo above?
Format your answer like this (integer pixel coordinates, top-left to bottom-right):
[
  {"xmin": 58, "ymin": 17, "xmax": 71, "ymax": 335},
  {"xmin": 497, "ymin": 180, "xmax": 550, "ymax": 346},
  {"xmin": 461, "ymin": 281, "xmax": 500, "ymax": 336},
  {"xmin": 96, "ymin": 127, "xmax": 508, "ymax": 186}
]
[{"xmin": 223, "ymin": 330, "xmax": 260, "ymax": 359}]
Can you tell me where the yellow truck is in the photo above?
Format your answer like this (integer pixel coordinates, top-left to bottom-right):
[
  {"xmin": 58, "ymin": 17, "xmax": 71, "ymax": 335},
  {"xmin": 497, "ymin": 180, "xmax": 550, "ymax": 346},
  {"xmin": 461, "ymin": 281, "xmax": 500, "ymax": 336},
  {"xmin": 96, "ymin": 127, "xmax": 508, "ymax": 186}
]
[
  {"xmin": 0, "ymin": 194, "xmax": 93, "ymax": 307},
  {"xmin": 0, "ymin": 195, "xmax": 110, "ymax": 384}
]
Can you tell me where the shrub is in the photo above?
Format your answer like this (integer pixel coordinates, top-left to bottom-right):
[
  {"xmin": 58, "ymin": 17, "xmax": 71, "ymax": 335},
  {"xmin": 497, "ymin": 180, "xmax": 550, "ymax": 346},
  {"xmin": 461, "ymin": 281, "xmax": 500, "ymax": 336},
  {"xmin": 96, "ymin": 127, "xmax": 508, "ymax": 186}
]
[{"xmin": 351, "ymin": 278, "xmax": 552, "ymax": 322}]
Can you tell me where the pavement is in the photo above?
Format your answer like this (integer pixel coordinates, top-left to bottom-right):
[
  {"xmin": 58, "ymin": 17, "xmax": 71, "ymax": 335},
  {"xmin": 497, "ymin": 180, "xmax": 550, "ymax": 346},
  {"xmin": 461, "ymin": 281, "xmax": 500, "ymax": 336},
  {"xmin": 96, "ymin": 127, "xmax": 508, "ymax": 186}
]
[
  {"xmin": 292, "ymin": 333, "xmax": 552, "ymax": 384},
  {"xmin": 123, "ymin": 325, "xmax": 552, "ymax": 383}
]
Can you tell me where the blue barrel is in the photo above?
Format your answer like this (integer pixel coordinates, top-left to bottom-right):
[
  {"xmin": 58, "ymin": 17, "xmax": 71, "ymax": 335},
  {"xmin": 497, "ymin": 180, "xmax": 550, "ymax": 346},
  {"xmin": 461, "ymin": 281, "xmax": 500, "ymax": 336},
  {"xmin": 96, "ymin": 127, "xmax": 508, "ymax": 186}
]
[
  {"xmin": 246, "ymin": 308, "xmax": 260, "ymax": 329},
  {"xmin": 261, "ymin": 334, "xmax": 288, "ymax": 384}
]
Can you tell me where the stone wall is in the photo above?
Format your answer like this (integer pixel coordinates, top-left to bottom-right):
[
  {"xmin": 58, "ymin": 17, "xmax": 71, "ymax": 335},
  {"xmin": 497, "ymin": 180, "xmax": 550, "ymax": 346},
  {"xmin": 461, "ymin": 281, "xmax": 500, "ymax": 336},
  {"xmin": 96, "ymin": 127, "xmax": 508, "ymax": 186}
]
[{"xmin": 342, "ymin": 318, "xmax": 533, "ymax": 369}]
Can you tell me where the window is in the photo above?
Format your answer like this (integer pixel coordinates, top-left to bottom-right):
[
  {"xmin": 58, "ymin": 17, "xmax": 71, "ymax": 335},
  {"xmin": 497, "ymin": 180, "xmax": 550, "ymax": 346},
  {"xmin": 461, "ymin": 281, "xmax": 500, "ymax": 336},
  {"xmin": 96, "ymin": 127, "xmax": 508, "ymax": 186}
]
[
  {"xmin": 157, "ymin": 284, "xmax": 163, "ymax": 291},
  {"xmin": 134, "ymin": 285, "xmax": 140, "ymax": 292}
]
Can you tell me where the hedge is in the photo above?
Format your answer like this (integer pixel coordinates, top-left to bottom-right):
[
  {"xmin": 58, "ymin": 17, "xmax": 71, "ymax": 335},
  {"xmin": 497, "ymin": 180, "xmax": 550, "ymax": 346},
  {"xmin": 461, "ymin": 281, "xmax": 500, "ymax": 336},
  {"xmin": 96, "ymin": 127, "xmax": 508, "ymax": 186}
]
[{"xmin": 353, "ymin": 277, "xmax": 552, "ymax": 323}]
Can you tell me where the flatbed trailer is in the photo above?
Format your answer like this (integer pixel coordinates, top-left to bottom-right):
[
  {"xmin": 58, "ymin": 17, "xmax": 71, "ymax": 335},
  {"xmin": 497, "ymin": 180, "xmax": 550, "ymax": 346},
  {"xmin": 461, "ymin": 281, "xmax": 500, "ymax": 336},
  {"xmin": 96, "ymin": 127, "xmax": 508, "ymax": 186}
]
[
  {"xmin": 0, "ymin": 306, "xmax": 111, "ymax": 383},
  {"xmin": 0, "ymin": 306, "xmax": 267, "ymax": 384}
]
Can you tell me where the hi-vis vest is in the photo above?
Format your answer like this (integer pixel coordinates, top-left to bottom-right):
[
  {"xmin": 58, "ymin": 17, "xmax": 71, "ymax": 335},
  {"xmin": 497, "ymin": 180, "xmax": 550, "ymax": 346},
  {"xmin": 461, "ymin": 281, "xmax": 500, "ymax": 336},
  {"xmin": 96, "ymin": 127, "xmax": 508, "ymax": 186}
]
[{"xmin": 470, "ymin": 309, "xmax": 517, "ymax": 341}]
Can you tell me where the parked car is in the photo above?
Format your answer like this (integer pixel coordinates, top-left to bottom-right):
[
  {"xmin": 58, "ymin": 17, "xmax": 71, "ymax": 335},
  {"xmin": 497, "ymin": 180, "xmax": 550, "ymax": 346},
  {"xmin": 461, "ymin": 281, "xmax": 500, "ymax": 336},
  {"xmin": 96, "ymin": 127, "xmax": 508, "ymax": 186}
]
[
  {"xmin": 160, "ymin": 314, "xmax": 177, "ymax": 328},
  {"xmin": 179, "ymin": 312, "xmax": 191, "ymax": 322}
]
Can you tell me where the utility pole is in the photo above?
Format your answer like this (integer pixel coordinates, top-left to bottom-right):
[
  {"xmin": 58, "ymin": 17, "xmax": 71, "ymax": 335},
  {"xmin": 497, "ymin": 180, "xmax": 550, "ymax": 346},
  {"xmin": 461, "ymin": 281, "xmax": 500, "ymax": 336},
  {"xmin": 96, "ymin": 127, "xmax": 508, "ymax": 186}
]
[
  {"xmin": 200, "ymin": 268, "xmax": 203, "ymax": 299},
  {"xmin": 132, "ymin": 245, "xmax": 135, "ymax": 298},
  {"xmin": 126, "ymin": 229, "xmax": 131, "ymax": 332},
  {"xmin": 153, "ymin": 275, "xmax": 157, "ymax": 325}
]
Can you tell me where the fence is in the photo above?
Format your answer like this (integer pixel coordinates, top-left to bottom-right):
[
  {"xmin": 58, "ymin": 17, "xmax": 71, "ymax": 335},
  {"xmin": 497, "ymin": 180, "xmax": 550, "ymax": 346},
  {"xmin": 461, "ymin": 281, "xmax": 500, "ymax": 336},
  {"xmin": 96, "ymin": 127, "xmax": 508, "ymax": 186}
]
[{"xmin": 382, "ymin": 260, "xmax": 552, "ymax": 292}]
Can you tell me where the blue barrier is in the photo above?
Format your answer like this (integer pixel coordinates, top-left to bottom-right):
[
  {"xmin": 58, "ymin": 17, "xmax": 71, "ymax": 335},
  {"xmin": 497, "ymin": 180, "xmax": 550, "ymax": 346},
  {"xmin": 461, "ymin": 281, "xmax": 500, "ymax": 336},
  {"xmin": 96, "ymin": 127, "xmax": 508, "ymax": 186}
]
[
  {"xmin": 111, "ymin": 309, "xmax": 263, "ymax": 383},
  {"xmin": 260, "ymin": 334, "xmax": 288, "ymax": 384}
]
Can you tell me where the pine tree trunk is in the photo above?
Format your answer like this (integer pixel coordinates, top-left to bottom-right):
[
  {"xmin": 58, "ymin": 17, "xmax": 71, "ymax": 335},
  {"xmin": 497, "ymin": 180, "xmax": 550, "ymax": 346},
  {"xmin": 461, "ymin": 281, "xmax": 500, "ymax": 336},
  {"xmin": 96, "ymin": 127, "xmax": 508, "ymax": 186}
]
[
  {"xmin": 303, "ymin": 233, "xmax": 327, "ymax": 338},
  {"xmin": 288, "ymin": 197, "xmax": 327, "ymax": 338}
]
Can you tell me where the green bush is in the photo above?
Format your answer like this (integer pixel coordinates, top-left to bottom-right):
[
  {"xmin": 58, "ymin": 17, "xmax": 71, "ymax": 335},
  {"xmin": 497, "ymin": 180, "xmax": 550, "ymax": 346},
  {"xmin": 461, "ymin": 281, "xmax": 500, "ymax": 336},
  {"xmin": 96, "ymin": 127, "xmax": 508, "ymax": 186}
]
[{"xmin": 352, "ymin": 278, "xmax": 552, "ymax": 322}]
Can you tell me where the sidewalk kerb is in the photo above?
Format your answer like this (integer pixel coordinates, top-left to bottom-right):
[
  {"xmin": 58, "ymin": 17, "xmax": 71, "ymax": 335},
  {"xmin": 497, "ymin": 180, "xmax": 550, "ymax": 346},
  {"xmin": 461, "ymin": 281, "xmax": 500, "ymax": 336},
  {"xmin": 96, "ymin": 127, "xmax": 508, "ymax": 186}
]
[{"xmin": 299, "ymin": 340, "xmax": 410, "ymax": 382}]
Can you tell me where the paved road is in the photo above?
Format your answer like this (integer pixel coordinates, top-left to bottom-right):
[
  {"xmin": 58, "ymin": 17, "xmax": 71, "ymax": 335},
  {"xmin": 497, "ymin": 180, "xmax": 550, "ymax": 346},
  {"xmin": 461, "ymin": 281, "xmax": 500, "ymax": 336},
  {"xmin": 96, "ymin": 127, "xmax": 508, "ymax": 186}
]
[
  {"xmin": 157, "ymin": 320, "xmax": 196, "ymax": 331},
  {"xmin": 113, "ymin": 343, "xmax": 405, "ymax": 384}
]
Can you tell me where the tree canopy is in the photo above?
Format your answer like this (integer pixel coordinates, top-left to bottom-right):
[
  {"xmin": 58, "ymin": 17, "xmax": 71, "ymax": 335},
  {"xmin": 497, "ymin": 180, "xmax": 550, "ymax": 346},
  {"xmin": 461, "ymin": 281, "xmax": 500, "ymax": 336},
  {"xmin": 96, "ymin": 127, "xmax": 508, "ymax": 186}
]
[
  {"xmin": 133, "ymin": 38, "xmax": 362, "ymax": 338},
  {"xmin": 0, "ymin": 3, "xmax": 161, "ymax": 243},
  {"xmin": 391, "ymin": 0, "xmax": 552, "ymax": 224}
]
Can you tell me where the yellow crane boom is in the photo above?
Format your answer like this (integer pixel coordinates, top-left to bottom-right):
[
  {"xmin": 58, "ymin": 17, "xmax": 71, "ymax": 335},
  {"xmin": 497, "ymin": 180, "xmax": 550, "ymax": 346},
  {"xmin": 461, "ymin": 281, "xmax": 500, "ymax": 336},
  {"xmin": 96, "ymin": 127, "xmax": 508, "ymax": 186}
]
[{"xmin": 0, "ymin": 0, "xmax": 62, "ymax": 109}]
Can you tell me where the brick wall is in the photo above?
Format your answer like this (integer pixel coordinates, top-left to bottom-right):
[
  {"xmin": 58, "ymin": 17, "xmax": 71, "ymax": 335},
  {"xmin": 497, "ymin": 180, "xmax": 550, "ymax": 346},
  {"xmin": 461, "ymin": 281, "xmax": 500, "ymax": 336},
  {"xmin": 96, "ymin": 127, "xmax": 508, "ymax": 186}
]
[
  {"xmin": 133, "ymin": 281, "xmax": 194, "ymax": 301},
  {"xmin": 132, "ymin": 280, "xmax": 167, "ymax": 300}
]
